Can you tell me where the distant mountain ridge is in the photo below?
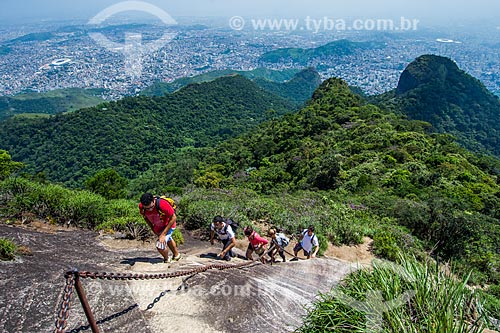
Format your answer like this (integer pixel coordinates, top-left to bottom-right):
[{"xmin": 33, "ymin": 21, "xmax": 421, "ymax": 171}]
[
  {"xmin": 259, "ymin": 39, "xmax": 385, "ymax": 66},
  {"xmin": 141, "ymin": 68, "xmax": 302, "ymax": 96},
  {"xmin": 141, "ymin": 68, "xmax": 322, "ymax": 106}
]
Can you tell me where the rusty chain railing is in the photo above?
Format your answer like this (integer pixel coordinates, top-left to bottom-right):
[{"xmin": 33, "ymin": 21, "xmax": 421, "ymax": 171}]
[
  {"xmin": 54, "ymin": 271, "xmax": 76, "ymax": 333},
  {"xmin": 54, "ymin": 260, "xmax": 257, "ymax": 333}
]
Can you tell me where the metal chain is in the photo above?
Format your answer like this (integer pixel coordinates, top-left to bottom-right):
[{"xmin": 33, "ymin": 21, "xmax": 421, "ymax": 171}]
[
  {"xmin": 54, "ymin": 272, "xmax": 76, "ymax": 333},
  {"xmin": 54, "ymin": 260, "xmax": 258, "ymax": 332},
  {"xmin": 74, "ymin": 261, "xmax": 256, "ymax": 281},
  {"xmin": 146, "ymin": 273, "xmax": 195, "ymax": 310}
]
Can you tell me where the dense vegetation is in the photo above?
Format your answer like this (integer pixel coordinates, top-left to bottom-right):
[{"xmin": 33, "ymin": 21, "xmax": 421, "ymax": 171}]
[
  {"xmin": 0, "ymin": 88, "xmax": 106, "ymax": 120},
  {"xmin": 253, "ymin": 68, "xmax": 322, "ymax": 105},
  {"xmin": 0, "ymin": 150, "xmax": 24, "ymax": 180},
  {"xmin": 141, "ymin": 68, "xmax": 321, "ymax": 107},
  {"xmin": 186, "ymin": 78, "xmax": 500, "ymax": 284},
  {"xmin": 374, "ymin": 55, "xmax": 500, "ymax": 158},
  {"xmin": 259, "ymin": 39, "xmax": 384, "ymax": 66},
  {"xmin": 0, "ymin": 76, "xmax": 295, "ymax": 187},
  {"xmin": 1, "ymin": 53, "xmax": 499, "ymax": 329}
]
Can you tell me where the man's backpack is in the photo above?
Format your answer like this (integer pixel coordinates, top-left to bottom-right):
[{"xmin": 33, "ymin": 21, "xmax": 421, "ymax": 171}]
[
  {"xmin": 155, "ymin": 196, "xmax": 176, "ymax": 216},
  {"xmin": 223, "ymin": 218, "xmax": 239, "ymax": 234}
]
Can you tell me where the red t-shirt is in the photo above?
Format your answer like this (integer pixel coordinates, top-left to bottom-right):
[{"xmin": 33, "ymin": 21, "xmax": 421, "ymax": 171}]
[{"xmin": 139, "ymin": 199, "xmax": 176, "ymax": 235}]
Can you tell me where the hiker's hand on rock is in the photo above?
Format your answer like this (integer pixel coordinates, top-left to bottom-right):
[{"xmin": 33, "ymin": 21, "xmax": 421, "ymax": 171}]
[
  {"xmin": 159, "ymin": 234, "xmax": 166, "ymax": 244},
  {"xmin": 218, "ymin": 251, "xmax": 225, "ymax": 258}
]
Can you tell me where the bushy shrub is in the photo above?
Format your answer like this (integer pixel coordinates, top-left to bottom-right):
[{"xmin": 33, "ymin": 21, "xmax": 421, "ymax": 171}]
[
  {"xmin": 0, "ymin": 238, "xmax": 17, "ymax": 260},
  {"xmin": 172, "ymin": 228, "xmax": 184, "ymax": 245},
  {"xmin": 372, "ymin": 225, "xmax": 423, "ymax": 262},
  {"xmin": 84, "ymin": 169, "xmax": 128, "ymax": 200},
  {"xmin": 373, "ymin": 228, "xmax": 401, "ymax": 261},
  {"xmin": 1, "ymin": 178, "xmax": 142, "ymax": 231}
]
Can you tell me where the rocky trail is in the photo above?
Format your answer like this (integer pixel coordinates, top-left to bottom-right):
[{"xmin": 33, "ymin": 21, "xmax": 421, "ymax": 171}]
[{"xmin": 0, "ymin": 223, "xmax": 361, "ymax": 333}]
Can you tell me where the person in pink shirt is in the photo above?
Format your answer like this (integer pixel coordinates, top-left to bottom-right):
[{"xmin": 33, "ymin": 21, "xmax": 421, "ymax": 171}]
[{"xmin": 244, "ymin": 226, "xmax": 269, "ymax": 263}]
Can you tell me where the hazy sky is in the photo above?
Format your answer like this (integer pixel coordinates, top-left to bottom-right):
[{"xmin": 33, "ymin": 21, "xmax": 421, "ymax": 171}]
[{"xmin": 1, "ymin": 0, "xmax": 499, "ymax": 23}]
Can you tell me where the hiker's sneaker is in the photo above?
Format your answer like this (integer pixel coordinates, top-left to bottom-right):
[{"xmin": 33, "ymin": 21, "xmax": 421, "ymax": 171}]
[
  {"xmin": 229, "ymin": 251, "xmax": 236, "ymax": 258},
  {"xmin": 290, "ymin": 257, "xmax": 299, "ymax": 262},
  {"xmin": 224, "ymin": 256, "xmax": 231, "ymax": 261},
  {"xmin": 164, "ymin": 257, "xmax": 172, "ymax": 263},
  {"xmin": 172, "ymin": 254, "xmax": 182, "ymax": 261}
]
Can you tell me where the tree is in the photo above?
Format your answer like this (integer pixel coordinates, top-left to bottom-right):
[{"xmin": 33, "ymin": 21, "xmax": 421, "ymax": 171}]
[
  {"xmin": 84, "ymin": 169, "xmax": 128, "ymax": 199},
  {"xmin": 0, "ymin": 150, "xmax": 24, "ymax": 180}
]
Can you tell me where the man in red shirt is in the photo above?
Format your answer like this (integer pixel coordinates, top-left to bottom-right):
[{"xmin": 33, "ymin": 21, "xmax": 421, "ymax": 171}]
[{"xmin": 139, "ymin": 193, "xmax": 181, "ymax": 263}]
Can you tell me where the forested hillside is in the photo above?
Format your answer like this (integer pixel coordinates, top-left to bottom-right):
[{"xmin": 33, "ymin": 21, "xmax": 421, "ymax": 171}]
[
  {"xmin": 375, "ymin": 55, "xmax": 500, "ymax": 157},
  {"xmin": 259, "ymin": 39, "xmax": 384, "ymax": 66},
  {"xmin": 253, "ymin": 68, "xmax": 322, "ymax": 105},
  {"xmin": 1, "ymin": 63, "xmax": 500, "ymax": 327},
  {"xmin": 141, "ymin": 68, "xmax": 321, "ymax": 106},
  {"xmin": 140, "ymin": 68, "xmax": 302, "ymax": 96},
  {"xmin": 166, "ymin": 78, "xmax": 500, "ymax": 285},
  {"xmin": 0, "ymin": 75, "xmax": 295, "ymax": 186}
]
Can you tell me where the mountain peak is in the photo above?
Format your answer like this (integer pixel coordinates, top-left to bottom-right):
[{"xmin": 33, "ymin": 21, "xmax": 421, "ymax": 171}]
[
  {"xmin": 310, "ymin": 78, "xmax": 363, "ymax": 109},
  {"xmin": 396, "ymin": 55, "xmax": 460, "ymax": 95},
  {"xmin": 390, "ymin": 54, "xmax": 500, "ymax": 157}
]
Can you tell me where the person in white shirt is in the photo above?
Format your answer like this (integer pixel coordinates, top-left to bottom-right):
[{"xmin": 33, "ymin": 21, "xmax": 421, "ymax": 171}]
[
  {"xmin": 209, "ymin": 216, "xmax": 236, "ymax": 261},
  {"xmin": 293, "ymin": 225, "xmax": 319, "ymax": 259}
]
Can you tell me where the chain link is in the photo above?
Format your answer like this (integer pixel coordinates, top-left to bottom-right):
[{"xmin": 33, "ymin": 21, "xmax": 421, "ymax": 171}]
[
  {"xmin": 54, "ymin": 272, "xmax": 76, "ymax": 333},
  {"xmin": 146, "ymin": 273, "xmax": 194, "ymax": 310},
  {"xmin": 75, "ymin": 261, "xmax": 256, "ymax": 281}
]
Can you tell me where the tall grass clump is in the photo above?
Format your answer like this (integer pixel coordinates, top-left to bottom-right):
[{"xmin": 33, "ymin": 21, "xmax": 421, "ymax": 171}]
[{"xmin": 298, "ymin": 255, "xmax": 490, "ymax": 333}]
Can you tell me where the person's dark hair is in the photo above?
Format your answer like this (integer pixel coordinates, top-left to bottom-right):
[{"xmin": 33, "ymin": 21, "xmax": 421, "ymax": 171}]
[
  {"xmin": 308, "ymin": 225, "xmax": 315, "ymax": 232},
  {"xmin": 140, "ymin": 193, "xmax": 154, "ymax": 206},
  {"xmin": 213, "ymin": 215, "xmax": 224, "ymax": 223},
  {"xmin": 244, "ymin": 226, "xmax": 253, "ymax": 236}
]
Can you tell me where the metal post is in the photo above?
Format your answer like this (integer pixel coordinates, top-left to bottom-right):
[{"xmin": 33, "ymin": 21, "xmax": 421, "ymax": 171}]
[{"xmin": 73, "ymin": 271, "xmax": 100, "ymax": 333}]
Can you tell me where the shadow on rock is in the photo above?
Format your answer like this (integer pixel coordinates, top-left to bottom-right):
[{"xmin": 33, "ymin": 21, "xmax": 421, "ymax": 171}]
[
  {"xmin": 67, "ymin": 303, "xmax": 139, "ymax": 333},
  {"xmin": 120, "ymin": 257, "xmax": 164, "ymax": 265}
]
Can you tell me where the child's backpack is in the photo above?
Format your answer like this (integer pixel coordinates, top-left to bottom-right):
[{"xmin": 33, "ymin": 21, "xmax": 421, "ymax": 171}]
[
  {"xmin": 278, "ymin": 233, "xmax": 290, "ymax": 247},
  {"xmin": 155, "ymin": 196, "xmax": 176, "ymax": 216}
]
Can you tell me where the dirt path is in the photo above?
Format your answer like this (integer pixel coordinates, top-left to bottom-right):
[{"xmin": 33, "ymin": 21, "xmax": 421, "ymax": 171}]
[{"xmin": 0, "ymin": 224, "xmax": 358, "ymax": 333}]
